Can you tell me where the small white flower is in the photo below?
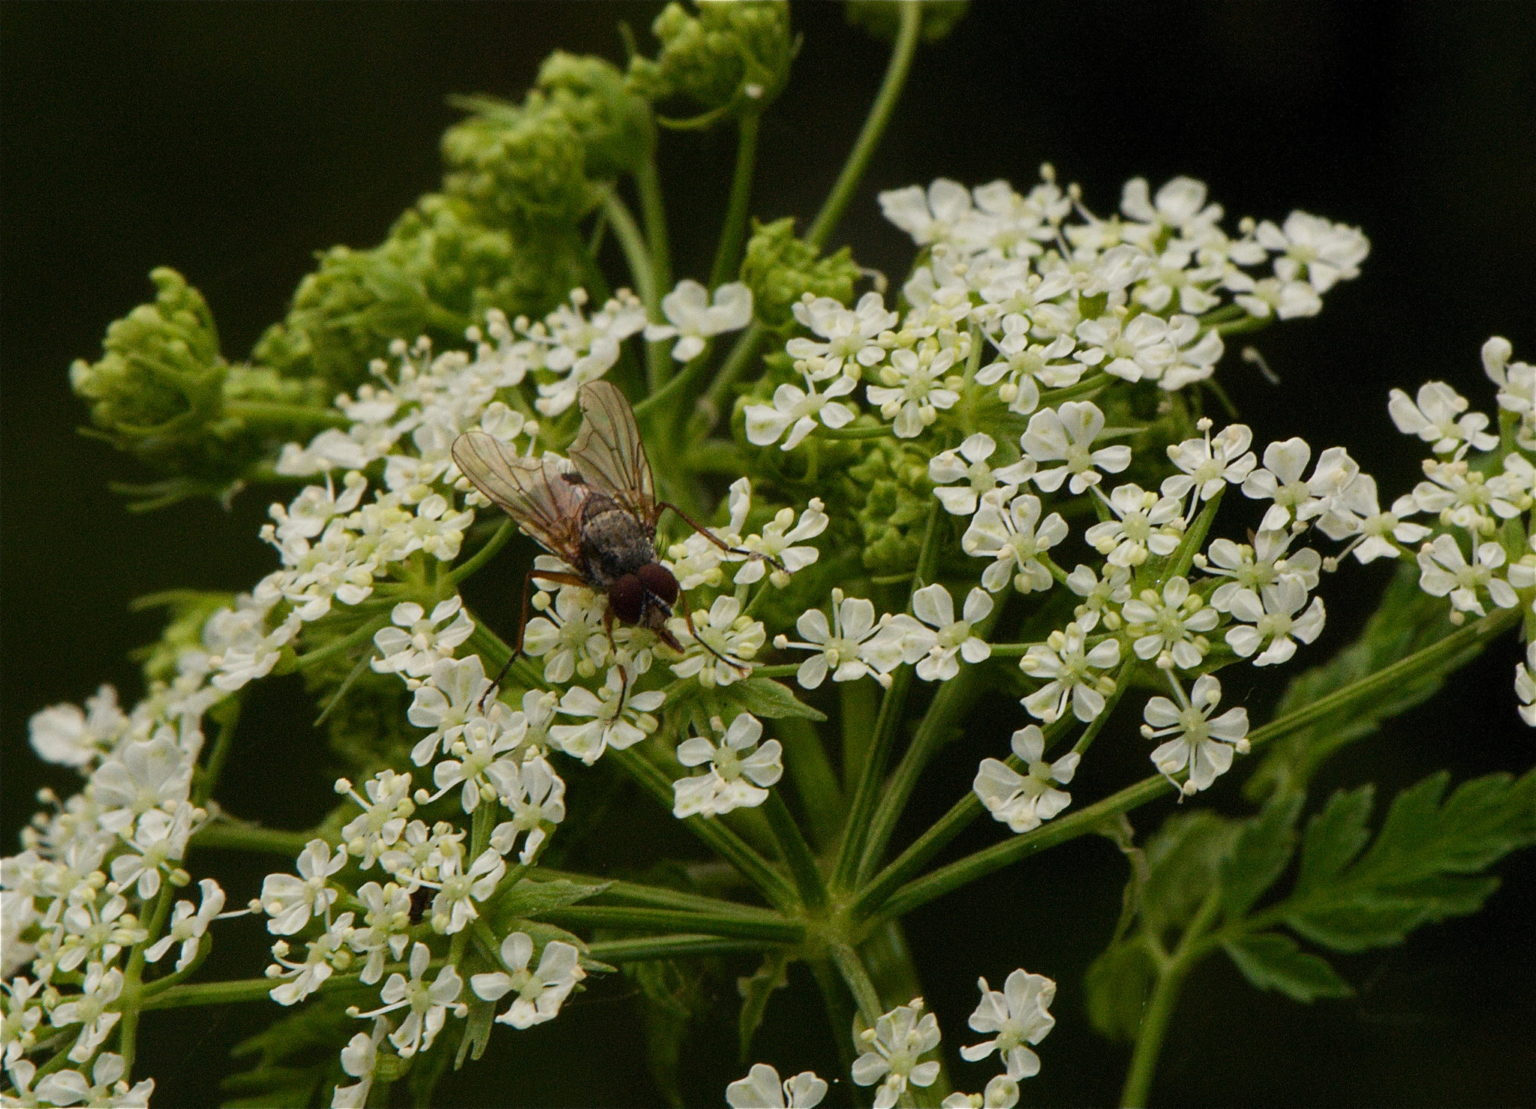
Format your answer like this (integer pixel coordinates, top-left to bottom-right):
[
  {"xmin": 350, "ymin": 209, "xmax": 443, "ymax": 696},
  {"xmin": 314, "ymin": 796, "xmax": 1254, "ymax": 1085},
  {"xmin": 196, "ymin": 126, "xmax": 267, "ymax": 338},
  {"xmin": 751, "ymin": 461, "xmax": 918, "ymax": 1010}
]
[
  {"xmin": 27, "ymin": 685, "xmax": 127, "ymax": 769},
  {"xmin": 973, "ymin": 726, "xmax": 1080, "ymax": 833},
  {"xmin": 352, "ymin": 941, "xmax": 466, "ymax": 1057},
  {"xmin": 960, "ymin": 969, "xmax": 1057, "ymax": 1080},
  {"xmin": 406, "ymin": 655, "xmax": 497, "ymax": 765},
  {"xmin": 1121, "ymin": 576, "xmax": 1220, "ymax": 671},
  {"xmin": 962, "ymin": 491, "xmax": 1069, "ymax": 594},
  {"xmin": 866, "ymin": 345, "xmax": 962, "ymax": 438},
  {"xmin": 144, "ymin": 877, "xmax": 226, "ymax": 972},
  {"xmin": 1020, "ymin": 622, "xmax": 1122, "ymax": 724},
  {"xmin": 1083, "ymin": 484, "xmax": 1185, "ymax": 569},
  {"xmin": 1388, "ymin": 381, "xmax": 1497, "ymax": 455},
  {"xmin": 1142, "ymin": 674, "xmax": 1250, "ymax": 793},
  {"xmin": 851, "ymin": 998, "xmax": 943, "ymax": 1109},
  {"xmin": 1162, "ymin": 420, "xmax": 1257, "ymax": 512},
  {"xmin": 470, "ymin": 931, "xmax": 585, "ymax": 1029},
  {"xmin": 736, "ymin": 498, "xmax": 828, "ymax": 586},
  {"xmin": 744, "ymin": 374, "xmax": 858, "ymax": 450},
  {"xmin": 786, "ymin": 291, "xmax": 897, "ymax": 381},
  {"xmin": 1223, "ymin": 579, "xmax": 1327, "ymax": 666},
  {"xmin": 1020, "ymin": 401, "xmax": 1131, "ymax": 494},
  {"xmin": 548, "ymin": 682, "xmax": 664, "ymax": 765},
  {"xmin": 929, "ymin": 433, "xmax": 1035, "ymax": 517},
  {"xmin": 645, "ymin": 280, "xmax": 753, "ymax": 362},
  {"xmin": 260, "ymin": 839, "xmax": 347, "ymax": 936},
  {"xmin": 1254, "ymin": 210, "xmax": 1370, "ymax": 293},
  {"xmin": 331, "ymin": 1018, "xmax": 389, "ymax": 1109},
  {"xmin": 487, "ymin": 756, "xmax": 567, "ymax": 865},
  {"xmin": 726, "ymin": 1063, "xmax": 829, "ymax": 1108},
  {"xmin": 371, "ymin": 596, "xmax": 474, "ymax": 678},
  {"xmin": 669, "ymin": 595, "xmax": 765, "ymax": 688},
  {"xmin": 909, "ymin": 584, "xmax": 993, "ymax": 681},
  {"xmin": 338, "ymin": 770, "xmax": 417, "ymax": 869},
  {"xmin": 1415, "ymin": 535, "xmax": 1519, "ymax": 617},
  {"xmin": 774, "ymin": 589, "xmax": 904, "ymax": 689},
  {"xmin": 672, "ymin": 714, "xmax": 783, "ymax": 818}
]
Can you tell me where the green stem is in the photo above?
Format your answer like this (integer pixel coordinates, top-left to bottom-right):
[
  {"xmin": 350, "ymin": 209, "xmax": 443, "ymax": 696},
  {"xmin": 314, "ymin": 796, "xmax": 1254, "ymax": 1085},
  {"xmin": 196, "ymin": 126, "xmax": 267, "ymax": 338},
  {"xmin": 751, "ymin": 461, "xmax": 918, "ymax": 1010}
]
[
  {"xmin": 450, "ymin": 520, "xmax": 515, "ymax": 584},
  {"xmin": 828, "ymin": 942, "xmax": 884, "ymax": 1027},
  {"xmin": 538, "ymin": 905, "xmax": 802, "ymax": 944},
  {"xmin": 225, "ymin": 400, "xmax": 348, "ymax": 430},
  {"xmin": 116, "ymin": 883, "xmax": 176, "ymax": 1073},
  {"xmin": 708, "ymin": 111, "xmax": 762, "ymax": 291},
  {"xmin": 762, "ymin": 789, "xmax": 828, "ymax": 910},
  {"xmin": 192, "ymin": 700, "xmax": 240, "ymax": 808},
  {"xmin": 1119, "ymin": 891, "xmax": 1222, "ymax": 1108},
  {"xmin": 609, "ymin": 748, "xmax": 796, "ymax": 910},
  {"xmin": 635, "ymin": 156, "xmax": 674, "ymax": 394},
  {"xmin": 602, "ymin": 189, "xmax": 656, "ymax": 312},
  {"xmin": 587, "ymin": 934, "xmax": 788, "ymax": 962},
  {"xmin": 532, "ymin": 867, "xmax": 788, "ymax": 920},
  {"xmin": 191, "ymin": 822, "xmax": 315, "ymax": 856},
  {"xmin": 805, "ymin": 0, "xmax": 921, "ymax": 250},
  {"xmin": 142, "ymin": 972, "xmax": 364, "ymax": 1011},
  {"xmin": 695, "ymin": 321, "xmax": 768, "ymax": 437}
]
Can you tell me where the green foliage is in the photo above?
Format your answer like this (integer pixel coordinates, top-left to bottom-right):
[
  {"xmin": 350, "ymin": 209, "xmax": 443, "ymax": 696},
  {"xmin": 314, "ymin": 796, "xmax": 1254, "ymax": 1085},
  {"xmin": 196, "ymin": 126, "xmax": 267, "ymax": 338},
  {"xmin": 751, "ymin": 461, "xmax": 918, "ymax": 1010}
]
[
  {"xmin": 536, "ymin": 52, "xmax": 655, "ymax": 179},
  {"xmin": 221, "ymin": 997, "xmax": 359, "ymax": 1108},
  {"xmin": 1089, "ymin": 769, "xmax": 1536, "ymax": 1037},
  {"xmin": 628, "ymin": 0, "xmax": 795, "ymax": 126},
  {"xmin": 838, "ymin": 434, "xmax": 932, "ymax": 575},
  {"xmin": 442, "ymin": 102, "xmax": 595, "ymax": 233},
  {"xmin": 737, "ymin": 949, "xmax": 792, "ymax": 1057},
  {"xmin": 739, "ymin": 218, "xmax": 860, "ymax": 331}
]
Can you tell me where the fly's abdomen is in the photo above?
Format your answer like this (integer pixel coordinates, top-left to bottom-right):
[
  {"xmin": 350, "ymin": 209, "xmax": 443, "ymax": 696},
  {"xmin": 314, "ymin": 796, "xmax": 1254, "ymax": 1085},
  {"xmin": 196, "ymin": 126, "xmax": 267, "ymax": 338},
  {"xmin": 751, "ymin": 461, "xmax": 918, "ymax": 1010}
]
[{"xmin": 580, "ymin": 499, "xmax": 655, "ymax": 585}]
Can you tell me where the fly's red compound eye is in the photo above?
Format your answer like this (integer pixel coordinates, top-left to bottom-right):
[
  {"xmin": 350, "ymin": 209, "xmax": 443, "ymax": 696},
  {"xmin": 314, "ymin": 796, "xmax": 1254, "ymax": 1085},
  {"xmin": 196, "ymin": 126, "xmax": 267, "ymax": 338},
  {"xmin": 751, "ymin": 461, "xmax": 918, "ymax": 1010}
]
[
  {"xmin": 637, "ymin": 562, "xmax": 679, "ymax": 605},
  {"xmin": 609, "ymin": 575, "xmax": 646, "ymax": 624}
]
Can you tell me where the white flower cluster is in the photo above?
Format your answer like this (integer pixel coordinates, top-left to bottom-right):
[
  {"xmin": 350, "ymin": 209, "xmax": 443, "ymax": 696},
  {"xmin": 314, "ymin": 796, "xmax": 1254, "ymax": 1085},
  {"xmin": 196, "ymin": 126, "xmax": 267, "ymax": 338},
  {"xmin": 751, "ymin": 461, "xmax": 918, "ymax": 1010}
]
[{"xmin": 746, "ymin": 170, "xmax": 1369, "ymax": 453}]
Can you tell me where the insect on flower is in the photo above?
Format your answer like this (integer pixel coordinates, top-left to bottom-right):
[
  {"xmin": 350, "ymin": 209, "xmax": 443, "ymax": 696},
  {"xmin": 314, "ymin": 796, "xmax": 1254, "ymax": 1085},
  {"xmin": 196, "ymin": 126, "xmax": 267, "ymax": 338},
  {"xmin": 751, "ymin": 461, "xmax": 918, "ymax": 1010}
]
[{"xmin": 453, "ymin": 381, "xmax": 776, "ymax": 702}]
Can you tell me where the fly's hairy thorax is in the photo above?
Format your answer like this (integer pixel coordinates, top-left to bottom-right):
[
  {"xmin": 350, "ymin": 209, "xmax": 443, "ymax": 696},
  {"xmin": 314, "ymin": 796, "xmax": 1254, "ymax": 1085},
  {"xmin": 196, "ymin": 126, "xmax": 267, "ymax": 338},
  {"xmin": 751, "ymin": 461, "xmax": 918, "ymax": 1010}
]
[{"xmin": 577, "ymin": 493, "xmax": 656, "ymax": 586}]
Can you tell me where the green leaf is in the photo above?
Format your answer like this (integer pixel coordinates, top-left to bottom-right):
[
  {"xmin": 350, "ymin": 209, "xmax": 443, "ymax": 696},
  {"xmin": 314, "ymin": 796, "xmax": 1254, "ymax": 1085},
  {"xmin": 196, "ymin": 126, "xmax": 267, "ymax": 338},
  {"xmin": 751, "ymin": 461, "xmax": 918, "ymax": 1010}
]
[
  {"xmin": 502, "ymin": 876, "xmax": 610, "ymax": 916},
  {"xmin": 1140, "ymin": 810, "xmax": 1237, "ymax": 937},
  {"xmin": 1220, "ymin": 793, "xmax": 1303, "ymax": 921},
  {"xmin": 720, "ymin": 676, "xmax": 827, "ymax": 721},
  {"xmin": 1085, "ymin": 940, "xmax": 1158, "ymax": 1042},
  {"xmin": 737, "ymin": 949, "xmax": 791, "ymax": 1058},
  {"xmin": 1295, "ymin": 784, "xmax": 1374, "ymax": 894},
  {"xmin": 221, "ymin": 998, "xmax": 355, "ymax": 1108},
  {"xmin": 1222, "ymin": 933, "xmax": 1353, "ymax": 1002},
  {"xmin": 1280, "ymin": 769, "xmax": 1536, "ymax": 953}
]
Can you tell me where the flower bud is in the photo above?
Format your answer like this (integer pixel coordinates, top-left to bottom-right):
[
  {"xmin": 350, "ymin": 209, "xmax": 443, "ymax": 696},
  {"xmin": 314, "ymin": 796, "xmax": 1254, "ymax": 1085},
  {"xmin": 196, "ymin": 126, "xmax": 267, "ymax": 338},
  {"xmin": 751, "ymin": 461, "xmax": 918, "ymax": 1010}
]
[
  {"xmin": 627, "ymin": 1, "xmax": 793, "ymax": 124},
  {"xmin": 739, "ymin": 219, "xmax": 860, "ymax": 330}
]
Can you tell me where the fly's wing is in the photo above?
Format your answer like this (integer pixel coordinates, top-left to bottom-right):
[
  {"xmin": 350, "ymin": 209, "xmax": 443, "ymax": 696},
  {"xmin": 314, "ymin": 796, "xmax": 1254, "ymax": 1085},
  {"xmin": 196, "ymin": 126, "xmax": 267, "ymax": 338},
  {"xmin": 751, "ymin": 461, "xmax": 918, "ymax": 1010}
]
[
  {"xmin": 567, "ymin": 380, "xmax": 658, "ymax": 527},
  {"xmin": 452, "ymin": 430, "xmax": 587, "ymax": 564}
]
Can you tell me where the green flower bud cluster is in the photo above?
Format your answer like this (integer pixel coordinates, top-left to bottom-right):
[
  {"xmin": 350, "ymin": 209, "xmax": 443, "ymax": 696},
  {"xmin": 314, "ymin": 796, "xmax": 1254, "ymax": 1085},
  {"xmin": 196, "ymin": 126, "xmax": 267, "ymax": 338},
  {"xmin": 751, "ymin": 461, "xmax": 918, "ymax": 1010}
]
[
  {"xmin": 536, "ymin": 52, "xmax": 655, "ymax": 179},
  {"xmin": 844, "ymin": 0, "xmax": 970, "ymax": 44},
  {"xmin": 839, "ymin": 433, "xmax": 933, "ymax": 575},
  {"xmin": 739, "ymin": 218, "xmax": 860, "ymax": 330},
  {"xmin": 70, "ymin": 268, "xmax": 226, "ymax": 461},
  {"xmin": 442, "ymin": 100, "xmax": 595, "ymax": 232},
  {"xmin": 254, "ymin": 194, "xmax": 585, "ymax": 394},
  {"xmin": 627, "ymin": 0, "xmax": 793, "ymax": 125},
  {"xmin": 71, "ymin": 268, "xmax": 316, "ymax": 477}
]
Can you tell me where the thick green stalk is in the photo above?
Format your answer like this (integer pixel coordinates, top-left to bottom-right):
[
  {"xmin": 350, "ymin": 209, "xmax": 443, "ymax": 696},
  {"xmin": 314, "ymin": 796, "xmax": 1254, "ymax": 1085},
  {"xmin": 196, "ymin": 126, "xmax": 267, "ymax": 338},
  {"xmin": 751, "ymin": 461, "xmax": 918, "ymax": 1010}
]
[
  {"xmin": 708, "ymin": 111, "xmax": 762, "ymax": 291},
  {"xmin": 1119, "ymin": 892, "xmax": 1222, "ymax": 1108},
  {"xmin": 539, "ymin": 904, "xmax": 802, "ymax": 944},
  {"xmin": 804, "ymin": 1, "xmax": 922, "ymax": 250}
]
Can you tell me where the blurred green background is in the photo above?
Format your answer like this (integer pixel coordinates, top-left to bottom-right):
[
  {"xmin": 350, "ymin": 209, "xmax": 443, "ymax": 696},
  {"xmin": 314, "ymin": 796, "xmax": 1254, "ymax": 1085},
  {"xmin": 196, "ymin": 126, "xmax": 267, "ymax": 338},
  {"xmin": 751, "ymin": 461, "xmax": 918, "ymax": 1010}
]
[{"xmin": 3, "ymin": 3, "xmax": 1534, "ymax": 1105}]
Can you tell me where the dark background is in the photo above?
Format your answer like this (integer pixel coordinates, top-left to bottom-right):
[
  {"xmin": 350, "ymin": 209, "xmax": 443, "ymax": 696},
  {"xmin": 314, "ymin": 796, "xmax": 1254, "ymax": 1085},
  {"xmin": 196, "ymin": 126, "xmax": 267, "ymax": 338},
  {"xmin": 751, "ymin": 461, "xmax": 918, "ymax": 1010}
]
[{"xmin": 3, "ymin": 3, "xmax": 1534, "ymax": 1106}]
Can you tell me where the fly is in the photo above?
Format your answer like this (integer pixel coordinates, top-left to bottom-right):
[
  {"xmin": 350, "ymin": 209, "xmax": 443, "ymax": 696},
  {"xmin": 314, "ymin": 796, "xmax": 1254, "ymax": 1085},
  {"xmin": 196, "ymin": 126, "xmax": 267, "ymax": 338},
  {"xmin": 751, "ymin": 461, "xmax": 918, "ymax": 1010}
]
[{"xmin": 452, "ymin": 380, "xmax": 775, "ymax": 705}]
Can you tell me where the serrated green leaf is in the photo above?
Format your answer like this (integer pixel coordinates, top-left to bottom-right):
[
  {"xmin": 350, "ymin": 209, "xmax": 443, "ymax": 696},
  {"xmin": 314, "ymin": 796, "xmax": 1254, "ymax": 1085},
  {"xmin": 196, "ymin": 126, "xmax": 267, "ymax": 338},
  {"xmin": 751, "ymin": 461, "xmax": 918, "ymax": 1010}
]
[
  {"xmin": 1220, "ymin": 793, "xmax": 1303, "ymax": 921},
  {"xmin": 221, "ymin": 999, "xmax": 355, "ymax": 1109},
  {"xmin": 1296, "ymin": 784, "xmax": 1374, "ymax": 894},
  {"xmin": 1084, "ymin": 940, "xmax": 1158, "ymax": 1042},
  {"xmin": 737, "ymin": 950, "xmax": 791, "ymax": 1058},
  {"xmin": 1279, "ymin": 769, "xmax": 1536, "ymax": 953},
  {"xmin": 721, "ymin": 676, "xmax": 827, "ymax": 721},
  {"xmin": 1222, "ymin": 933, "xmax": 1353, "ymax": 1002}
]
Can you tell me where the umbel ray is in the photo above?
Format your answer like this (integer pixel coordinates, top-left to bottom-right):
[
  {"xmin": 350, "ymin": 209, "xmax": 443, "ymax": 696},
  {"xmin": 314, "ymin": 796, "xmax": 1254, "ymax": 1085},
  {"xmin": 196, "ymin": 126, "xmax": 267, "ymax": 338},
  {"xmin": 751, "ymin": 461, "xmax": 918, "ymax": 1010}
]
[{"xmin": 452, "ymin": 380, "xmax": 780, "ymax": 705}]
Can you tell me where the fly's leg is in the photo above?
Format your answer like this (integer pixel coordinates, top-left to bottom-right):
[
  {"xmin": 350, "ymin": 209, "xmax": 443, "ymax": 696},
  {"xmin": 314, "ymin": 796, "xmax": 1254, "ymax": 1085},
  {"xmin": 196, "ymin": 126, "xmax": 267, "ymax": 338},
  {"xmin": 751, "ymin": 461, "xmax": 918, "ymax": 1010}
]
[
  {"xmin": 678, "ymin": 590, "xmax": 751, "ymax": 676},
  {"xmin": 479, "ymin": 568, "xmax": 588, "ymax": 711},
  {"xmin": 656, "ymin": 501, "xmax": 788, "ymax": 575}
]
